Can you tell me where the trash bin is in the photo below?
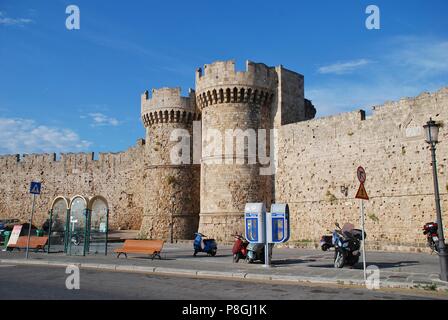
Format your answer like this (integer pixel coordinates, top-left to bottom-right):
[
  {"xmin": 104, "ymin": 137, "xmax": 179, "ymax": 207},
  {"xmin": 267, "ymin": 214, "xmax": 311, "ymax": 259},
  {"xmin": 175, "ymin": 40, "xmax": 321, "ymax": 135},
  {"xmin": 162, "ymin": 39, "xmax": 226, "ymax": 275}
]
[
  {"xmin": 3, "ymin": 231, "xmax": 11, "ymax": 248},
  {"xmin": 36, "ymin": 229, "xmax": 43, "ymax": 237}
]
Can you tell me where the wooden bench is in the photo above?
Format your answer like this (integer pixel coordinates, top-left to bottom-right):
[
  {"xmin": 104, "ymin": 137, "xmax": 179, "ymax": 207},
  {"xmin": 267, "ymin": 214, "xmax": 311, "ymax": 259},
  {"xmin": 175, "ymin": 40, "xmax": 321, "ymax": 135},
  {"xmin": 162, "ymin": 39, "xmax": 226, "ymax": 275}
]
[
  {"xmin": 114, "ymin": 239, "xmax": 164, "ymax": 260},
  {"xmin": 7, "ymin": 236, "xmax": 48, "ymax": 252}
]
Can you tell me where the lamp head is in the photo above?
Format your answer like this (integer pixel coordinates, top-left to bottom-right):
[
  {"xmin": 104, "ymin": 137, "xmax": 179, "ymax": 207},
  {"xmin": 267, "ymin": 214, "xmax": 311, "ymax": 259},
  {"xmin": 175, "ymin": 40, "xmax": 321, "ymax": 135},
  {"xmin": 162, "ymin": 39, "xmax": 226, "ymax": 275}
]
[{"xmin": 424, "ymin": 118, "xmax": 439, "ymax": 144}]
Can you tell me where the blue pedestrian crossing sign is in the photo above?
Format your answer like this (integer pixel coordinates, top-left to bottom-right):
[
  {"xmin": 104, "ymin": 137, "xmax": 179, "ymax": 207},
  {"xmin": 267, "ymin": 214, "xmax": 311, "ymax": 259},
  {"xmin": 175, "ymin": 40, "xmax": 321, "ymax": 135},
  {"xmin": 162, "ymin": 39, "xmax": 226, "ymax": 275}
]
[{"xmin": 30, "ymin": 182, "xmax": 41, "ymax": 195}]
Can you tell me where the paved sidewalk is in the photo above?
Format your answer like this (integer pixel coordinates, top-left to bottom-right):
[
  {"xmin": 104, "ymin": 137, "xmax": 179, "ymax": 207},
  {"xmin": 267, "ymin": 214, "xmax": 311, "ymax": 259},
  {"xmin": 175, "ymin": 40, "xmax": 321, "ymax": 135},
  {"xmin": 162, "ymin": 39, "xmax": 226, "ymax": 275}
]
[{"xmin": 1, "ymin": 243, "xmax": 448, "ymax": 294}]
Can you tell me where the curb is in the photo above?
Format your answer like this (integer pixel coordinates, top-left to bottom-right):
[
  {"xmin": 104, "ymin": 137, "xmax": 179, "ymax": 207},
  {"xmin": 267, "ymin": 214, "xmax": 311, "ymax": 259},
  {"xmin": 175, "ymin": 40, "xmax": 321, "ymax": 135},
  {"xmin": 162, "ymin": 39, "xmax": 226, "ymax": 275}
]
[{"xmin": 2, "ymin": 258, "xmax": 448, "ymax": 293}]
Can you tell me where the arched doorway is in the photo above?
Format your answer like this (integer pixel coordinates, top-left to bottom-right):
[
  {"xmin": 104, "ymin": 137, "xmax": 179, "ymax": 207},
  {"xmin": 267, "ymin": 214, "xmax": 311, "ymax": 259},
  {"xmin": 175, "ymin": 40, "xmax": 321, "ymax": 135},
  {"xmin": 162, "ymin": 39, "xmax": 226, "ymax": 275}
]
[
  {"xmin": 48, "ymin": 196, "xmax": 70, "ymax": 253},
  {"xmin": 68, "ymin": 195, "xmax": 89, "ymax": 256},
  {"xmin": 88, "ymin": 196, "xmax": 109, "ymax": 255}
]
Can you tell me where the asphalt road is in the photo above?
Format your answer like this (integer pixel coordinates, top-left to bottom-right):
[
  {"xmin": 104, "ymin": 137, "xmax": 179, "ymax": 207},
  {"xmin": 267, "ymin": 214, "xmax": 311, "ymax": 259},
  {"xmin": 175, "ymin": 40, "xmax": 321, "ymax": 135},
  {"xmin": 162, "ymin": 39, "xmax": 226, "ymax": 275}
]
[{"xmin": 0, "ymin": 264, "xmax": 445, "ymax": 300}]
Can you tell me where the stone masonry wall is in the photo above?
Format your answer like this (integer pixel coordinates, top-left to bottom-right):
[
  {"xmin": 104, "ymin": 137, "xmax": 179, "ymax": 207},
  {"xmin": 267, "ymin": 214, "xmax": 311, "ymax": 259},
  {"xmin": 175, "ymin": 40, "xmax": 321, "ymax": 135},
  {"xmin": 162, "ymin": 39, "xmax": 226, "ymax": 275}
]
[
  {"xmin": 276, "ymin": 88, "xmax": 448, "ymax": 252},
  {"xmin": 140, "ymin": 87, "xmax": 201, "ymax": 240},
  {"xmin": 0, "ymin": 141, "xmax": 145, "ymax": 230},
  {"xmin": 1, "ymin": 57, "xmax": 447, "ymax": 253},
  {"xmin": 196, "ymin": 60, "xmax": 277, "ymax": 241},
  {"xmin": 140, "ymin": 122, "xmax": 200, "ymax": 240}
]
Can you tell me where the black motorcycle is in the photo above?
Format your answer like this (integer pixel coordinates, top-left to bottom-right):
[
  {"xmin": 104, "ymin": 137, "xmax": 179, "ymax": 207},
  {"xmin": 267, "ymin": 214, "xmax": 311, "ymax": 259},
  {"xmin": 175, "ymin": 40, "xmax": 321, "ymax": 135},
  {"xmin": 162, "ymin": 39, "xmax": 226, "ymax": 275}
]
[
  {"xmin": 331, "ymin": 223, "xmax": 366, "ymax": 268},
  {"xmin": 423, "ymin": 222, "xmax": 440, "ymax": 254},
  {"xmin": 320, "ymin": 234, "xmax": 333, "ymax": 251}
]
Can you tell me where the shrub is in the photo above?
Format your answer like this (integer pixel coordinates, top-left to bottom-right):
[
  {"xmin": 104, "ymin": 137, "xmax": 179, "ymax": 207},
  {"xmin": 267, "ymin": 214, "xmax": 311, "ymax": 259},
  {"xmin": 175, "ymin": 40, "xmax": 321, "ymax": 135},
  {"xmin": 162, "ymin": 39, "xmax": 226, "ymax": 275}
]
[
  {"xmin": 326, "ymin": 190, "xmax": 337, "ymax": 203},
  {"xmin": 368, "ymin": 213, "xmax": 380, "ymax": 223},
  {"xmin": 166, "ymin": 175, "xmax": 176, "ymax": 185}
]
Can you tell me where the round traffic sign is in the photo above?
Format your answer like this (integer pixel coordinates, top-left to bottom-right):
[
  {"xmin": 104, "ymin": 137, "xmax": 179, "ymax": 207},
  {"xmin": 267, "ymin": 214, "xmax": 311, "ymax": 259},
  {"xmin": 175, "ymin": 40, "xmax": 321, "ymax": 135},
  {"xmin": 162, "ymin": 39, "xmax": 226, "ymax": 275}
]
[{"xmin": 357, "ymin": 166, "xmax": 366, "ymax": 183}]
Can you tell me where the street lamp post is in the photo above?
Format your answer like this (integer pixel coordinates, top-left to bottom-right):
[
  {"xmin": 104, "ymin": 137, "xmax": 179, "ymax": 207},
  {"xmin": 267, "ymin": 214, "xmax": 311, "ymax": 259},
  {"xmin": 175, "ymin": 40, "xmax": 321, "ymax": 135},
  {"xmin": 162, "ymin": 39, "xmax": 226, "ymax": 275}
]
[
  {"xmin": 424, "ymin": 118, "xmax": 448, "ymax": 282},
  {"xmin": 170, "ymin": 196, "xmax": 175, "ymax": 244}
]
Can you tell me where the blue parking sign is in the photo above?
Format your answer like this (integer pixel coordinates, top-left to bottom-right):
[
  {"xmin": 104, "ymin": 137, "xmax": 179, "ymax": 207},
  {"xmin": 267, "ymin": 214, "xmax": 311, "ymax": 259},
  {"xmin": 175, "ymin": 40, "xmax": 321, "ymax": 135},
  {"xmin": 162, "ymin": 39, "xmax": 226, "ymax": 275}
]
[{"xmin": 30, "ymin": 182, "xmax": 41, "ymax": 195}]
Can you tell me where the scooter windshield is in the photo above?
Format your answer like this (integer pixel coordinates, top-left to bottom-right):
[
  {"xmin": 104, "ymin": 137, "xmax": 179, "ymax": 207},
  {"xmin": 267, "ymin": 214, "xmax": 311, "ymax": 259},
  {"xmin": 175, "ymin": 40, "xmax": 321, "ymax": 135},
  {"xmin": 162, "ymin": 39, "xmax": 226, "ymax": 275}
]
[{"xmin": 342, "ymin": 223, "xmax": 355, "ymax": 233}]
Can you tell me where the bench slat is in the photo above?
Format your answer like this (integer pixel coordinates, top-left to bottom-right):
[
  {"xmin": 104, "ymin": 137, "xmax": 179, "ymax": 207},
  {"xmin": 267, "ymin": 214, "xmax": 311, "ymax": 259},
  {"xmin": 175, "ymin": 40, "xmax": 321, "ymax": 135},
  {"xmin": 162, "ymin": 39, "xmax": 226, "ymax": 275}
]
[
  {"xmin": 8, "ymin": 236, "xmax": 48, "ymax": 251},
  {"xmin": 8, "ymin": 236, "xmax": 48, "ymax": 247},
  {"xmin": 114, "ymin": 239, "xmax": 164, "ymax": 259}
]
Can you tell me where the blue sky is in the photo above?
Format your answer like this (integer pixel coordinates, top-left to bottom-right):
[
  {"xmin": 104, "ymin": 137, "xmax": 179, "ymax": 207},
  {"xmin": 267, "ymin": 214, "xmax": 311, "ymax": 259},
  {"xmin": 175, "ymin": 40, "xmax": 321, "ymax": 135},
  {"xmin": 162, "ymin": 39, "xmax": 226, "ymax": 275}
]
[{"xmin": 1, "ymin": 0, "xmax": 447, "ymax": 155}]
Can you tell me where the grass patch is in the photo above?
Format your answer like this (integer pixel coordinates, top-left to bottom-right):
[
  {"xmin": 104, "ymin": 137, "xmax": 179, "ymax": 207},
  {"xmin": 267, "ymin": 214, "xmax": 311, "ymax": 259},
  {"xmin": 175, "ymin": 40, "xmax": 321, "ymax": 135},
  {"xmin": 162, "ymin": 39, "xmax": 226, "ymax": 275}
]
[
  {"xmin": 326, "ymin": 190, "xmax": 337, "ymax": 203},
  {"xmin": 424, "ymin": 283, "xmax": 438, "ymax": 291},
  {"xmin": 368, "ymin": 213, "xmax": 380, "ymax": 223},
  {"xmin": 414, "ymin": 283, "xmax": 438, "ymax": 291},
  {"xmin": 166, "ymin": 175, "xmax": 177, "ymax": 185}
]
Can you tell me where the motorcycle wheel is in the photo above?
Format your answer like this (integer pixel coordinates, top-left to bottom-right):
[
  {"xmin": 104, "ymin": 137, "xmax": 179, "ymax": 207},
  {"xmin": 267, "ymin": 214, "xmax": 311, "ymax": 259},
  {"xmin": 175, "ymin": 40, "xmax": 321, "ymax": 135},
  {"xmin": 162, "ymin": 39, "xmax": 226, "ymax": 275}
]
[
  {"xmin": 347, "ymin": 255, "xmax": 359, "ymax": 266},
  {"xmin": 233, "ymin": 253, "xmax": 240, "ymax": 263},
  {"xmin": 210, "ymin": 249, "xmax": 217, "ymax": 257},
  {"xmin": 246, "ymin": 257, "xmax": 254, "ymax": 264},
  {"xmin": 334, "ymin": 251, "xmax": 345, "ymax": 268},
  {"xmin": 193, "ymin": 250, "xmax": 198, "ymax": 257}
]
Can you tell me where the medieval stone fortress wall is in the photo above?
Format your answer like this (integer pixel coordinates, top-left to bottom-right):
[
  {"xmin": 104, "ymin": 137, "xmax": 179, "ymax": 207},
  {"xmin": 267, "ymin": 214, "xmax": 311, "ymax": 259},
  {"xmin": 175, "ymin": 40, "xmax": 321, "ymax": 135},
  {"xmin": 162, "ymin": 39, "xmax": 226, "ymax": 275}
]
[
  {"xmin": 0, "ymin": 59, "xmax": 446, "ymax": 251},
  {"xmin": 0, "ymin": 142, "xmax": 145, "ymax": 231},
  {"xmin": 277, "ymin": 88, "xmax": 448, "ymax": 251},
  {"xmin": 140, "ymin": 87, "xmax": 201, "ymax": 240}
]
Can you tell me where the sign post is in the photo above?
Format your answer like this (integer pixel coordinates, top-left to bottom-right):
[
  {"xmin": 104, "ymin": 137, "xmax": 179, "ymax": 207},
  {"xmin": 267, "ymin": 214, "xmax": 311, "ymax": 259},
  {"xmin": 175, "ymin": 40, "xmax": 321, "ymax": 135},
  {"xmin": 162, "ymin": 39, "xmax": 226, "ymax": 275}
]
[
  {"xmin": 26, "ymin": 182, "xmax": 41, "ymax": 259},
  {"xmin": 264, "ymin": 230, "xmax": 270, "ymax": 268},
  {"xmin": 355, "ymin": 167, "xmax": 369, "ymax": 283}
]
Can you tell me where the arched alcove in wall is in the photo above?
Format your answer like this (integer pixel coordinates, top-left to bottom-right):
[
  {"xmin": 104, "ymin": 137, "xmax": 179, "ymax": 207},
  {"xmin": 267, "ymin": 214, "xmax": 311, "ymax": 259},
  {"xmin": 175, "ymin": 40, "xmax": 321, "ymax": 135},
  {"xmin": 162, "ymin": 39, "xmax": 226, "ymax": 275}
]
[
  {"xmin": 48, "ymin": 196, "xmax": 70, "ymax": 253},
  {"xmin": 67, "ymin": 195, "xmax": 89, "ymax": 256},
  {"xmin": 87, "ymin": 195, "xmax": 109, "ymax": 255}
]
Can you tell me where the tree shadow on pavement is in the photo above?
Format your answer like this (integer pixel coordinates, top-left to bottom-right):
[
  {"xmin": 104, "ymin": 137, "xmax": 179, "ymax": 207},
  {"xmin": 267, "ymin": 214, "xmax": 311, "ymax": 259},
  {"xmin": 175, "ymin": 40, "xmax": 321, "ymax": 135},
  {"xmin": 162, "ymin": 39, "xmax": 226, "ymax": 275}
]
[
  {"xmin": 308, "ymin": 260, "xmax": 420, "ymax": 269},
  {"xmin": 365, "ymin": 261, "xmax": 420, "ymax": 269},
  {"xmin": 128, "ymin": 256, "xmax": 176, "ymax": 261},
  {"xmin": 172, "ymin": 254, "xmax": 233, "ymax": 259},
  {"xmin": 272, "ymin": 258, "xmax": 317, "ymax": 267}
]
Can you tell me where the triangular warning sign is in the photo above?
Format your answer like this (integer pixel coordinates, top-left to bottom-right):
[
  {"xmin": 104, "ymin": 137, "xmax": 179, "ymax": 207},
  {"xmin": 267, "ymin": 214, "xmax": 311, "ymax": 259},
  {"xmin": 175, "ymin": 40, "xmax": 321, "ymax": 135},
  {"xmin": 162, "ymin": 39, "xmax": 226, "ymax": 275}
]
[
  {"xmin": 355, "ymin": 183, "xmax": 369, "ymax": 200},
  {"xmin": 30, "ymin": 182, "xmax": 41, "ymax": 195}
]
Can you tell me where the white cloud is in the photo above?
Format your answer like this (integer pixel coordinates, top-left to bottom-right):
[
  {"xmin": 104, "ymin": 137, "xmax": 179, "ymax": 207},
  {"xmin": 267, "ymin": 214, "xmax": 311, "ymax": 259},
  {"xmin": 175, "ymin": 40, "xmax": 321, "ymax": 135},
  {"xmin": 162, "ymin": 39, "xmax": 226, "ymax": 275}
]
[
  {"xmin": 0, "ymin": 117, "xmax": 91, "ymax": 154},
  {"xmin": 85, "ymin": 113, "xmax": 120, "ymax": 127},
  {"xmin": 388, "ymin": 37, "xmax": 448, "ymax": 77},
  {"xmin": 307, "ymin": 82, "xmax": 433, "ymax": 117},
  {"xmin": 310, "ymin": 37, "xmax": 448, "ymax": 117},
  {"xmin": 0, "ymin": 11, "xmax": 33, "ymax": 27},
  {"xmin": 317, "ymin": 59, "xmax": 372, "ymax": 75}
]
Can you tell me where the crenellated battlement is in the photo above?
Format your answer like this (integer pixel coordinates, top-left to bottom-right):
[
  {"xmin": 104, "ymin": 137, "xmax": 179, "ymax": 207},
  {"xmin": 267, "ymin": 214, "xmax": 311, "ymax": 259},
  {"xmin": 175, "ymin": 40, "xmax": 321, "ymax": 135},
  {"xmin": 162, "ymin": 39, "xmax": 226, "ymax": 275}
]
[
  {"xmin": 195, "ymin": 60, "xmax": 278, "ymax": 93},
  {"xmin": 0, "ymin": 154, "xmax": 20, "ymax": 168},
  {"xmin": 371, "ymin": 87, "xmax": 448, "ymax": 116},
  {"xmin": 195, "ymin": 60, "xmax": 278, "ymax": 110},
  {"xmin": 0, "ymin": 153, "xmax": 57, "ymax": 166},
  {"xmin": 0, "ymin": 140, "xmax": 145, "ymax": 167},
  {"xmin": 59, "ymin": 152, "xmax": 95, "ymax": 163},
  {"xmin": 141, "ymin": 87, "xmax": 200, "ymax": 127}
]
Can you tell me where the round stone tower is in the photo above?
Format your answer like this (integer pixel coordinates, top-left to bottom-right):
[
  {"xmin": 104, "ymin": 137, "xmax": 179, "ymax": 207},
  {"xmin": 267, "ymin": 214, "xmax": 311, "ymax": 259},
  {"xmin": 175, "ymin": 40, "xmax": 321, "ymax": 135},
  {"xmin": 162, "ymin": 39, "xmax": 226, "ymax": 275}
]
[
  {"xmin": 195, "ymin": 60, "xmax": 277, "ymax": 241},
  {"xmin": 140, "ymin": 87, "xmax": 201, "ymax": 240}
]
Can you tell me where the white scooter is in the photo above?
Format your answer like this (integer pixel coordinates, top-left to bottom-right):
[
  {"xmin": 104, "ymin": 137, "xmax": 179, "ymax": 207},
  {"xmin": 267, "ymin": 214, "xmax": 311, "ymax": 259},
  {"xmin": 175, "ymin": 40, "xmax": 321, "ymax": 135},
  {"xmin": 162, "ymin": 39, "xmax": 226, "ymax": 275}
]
[{"xmin": 246, "ymin": 243, "xmax": 273, "ymax": 263}]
